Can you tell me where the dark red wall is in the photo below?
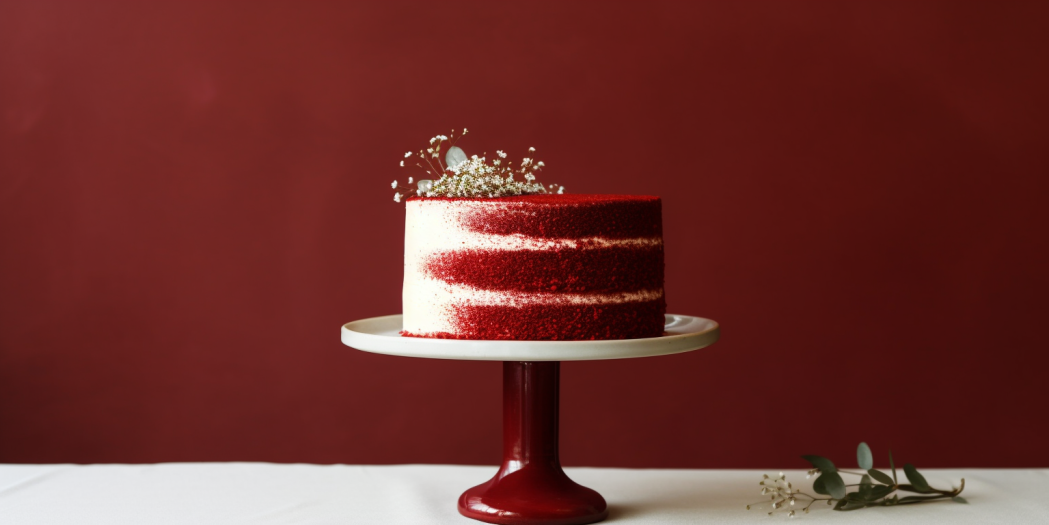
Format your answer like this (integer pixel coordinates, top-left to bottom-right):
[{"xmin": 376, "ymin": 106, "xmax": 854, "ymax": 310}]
[{"xmin": 1, "ymin": 1, "xmax": 1047, "ymax": 468}]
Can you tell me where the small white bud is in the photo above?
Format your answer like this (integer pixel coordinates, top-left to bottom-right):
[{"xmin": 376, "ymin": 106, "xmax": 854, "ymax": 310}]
[{"xmin": 391, "ymin": 180, "xmax": 398, "ymax": 188}]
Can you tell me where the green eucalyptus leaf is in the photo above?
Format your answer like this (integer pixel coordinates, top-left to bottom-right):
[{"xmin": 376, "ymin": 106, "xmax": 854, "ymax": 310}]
[
  {"xmin": 904, "ymin": 464, "xmax": 930, "ymax": 492},
  {"xmin": 889, "ymin": 451, "xmax": 897, "ymax": 483},
  {"xmin": 812, "ymin": 474, "xmax": 829, "ymax": 495},
  {"xmin": 953, "ymin": 496, "xmax": 968, "ymax": 504},
  {"xmin": 860, "ymin": 474, "xmax": 872, "ymax": 491},
  {"xmin": 867, "ymin": 485, "xmax": 894, "ymax": 501},
  {"xmin": 897, "ymin": 495, "xmax": 944, "ymax": 504},
  {"xmin": 823, "ymin": 471, "xmax": 847, "ymax": 499},
  {"xmin": 868, "ymin": 469, "xmax": 895, "ymax": 485},
  {"xmin": 802, "ymin": 455, "xmax": 837, "ymax": 473},
  {"xmin": 833, "ymin": 498, "xmax": 848, "ymax": 510},
  {"xmin": 857, "ymin": 442, "xmax": 873, "ymax": 470},
  {"xmin": 841, "ymin": 500, "xmax": 867, "ymax": 511},
  {"xmin": 445, "ymin": 146, "xmax": 468, "ymax": 170}
]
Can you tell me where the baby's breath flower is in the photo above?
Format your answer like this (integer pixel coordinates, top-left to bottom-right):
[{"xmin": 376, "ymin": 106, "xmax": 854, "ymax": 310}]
[
  {"xmin": 391, "ymin": 180, "xmax": 398, "ymax": 188},
  {"xmin": 391, "ymin": 130, "xmax": 563, "ymax": 201}
]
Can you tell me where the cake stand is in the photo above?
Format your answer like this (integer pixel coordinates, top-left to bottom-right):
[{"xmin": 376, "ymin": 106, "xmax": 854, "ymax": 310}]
[{"xmin": 341, "ymin": 314, "xmax": 720, "ymax": 525}]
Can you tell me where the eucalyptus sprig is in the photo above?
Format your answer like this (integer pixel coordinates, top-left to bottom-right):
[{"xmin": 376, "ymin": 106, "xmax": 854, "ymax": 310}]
[{"xmin": 748, "ymin": 442, "xmax": 966, "ymax": 518}]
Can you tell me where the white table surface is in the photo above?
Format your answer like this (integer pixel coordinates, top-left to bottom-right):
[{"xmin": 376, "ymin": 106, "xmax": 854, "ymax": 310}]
[{"xmin": 1, "ymin": 464, "xmax": 1045, "ymax": 524}]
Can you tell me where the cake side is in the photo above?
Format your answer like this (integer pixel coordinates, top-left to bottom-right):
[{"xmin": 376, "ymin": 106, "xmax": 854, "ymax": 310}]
[{"xmin": 402, "ymin": 194, "xmax": 666, "ymax": 340}]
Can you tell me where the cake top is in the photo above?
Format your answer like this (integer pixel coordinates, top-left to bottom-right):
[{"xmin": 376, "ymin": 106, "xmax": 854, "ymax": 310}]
[
  {"xmin": 408, "ymin": 194, "xmax": 659, "ymax": 205},
  {"xmin": 409, "ymin": 194, "xmax": 663, "ymax": 239}
]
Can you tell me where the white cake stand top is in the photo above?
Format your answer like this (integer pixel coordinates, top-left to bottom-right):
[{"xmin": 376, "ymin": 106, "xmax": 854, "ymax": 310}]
[{"xmin": 341, "ymin": 314, "xmax": 719, "ymax": 361}]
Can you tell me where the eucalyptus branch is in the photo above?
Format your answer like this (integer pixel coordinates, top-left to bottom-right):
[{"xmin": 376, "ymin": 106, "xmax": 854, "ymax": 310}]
[{"xmin": 748, "ymin": 442, "xmax": 967, "ymax": 518}]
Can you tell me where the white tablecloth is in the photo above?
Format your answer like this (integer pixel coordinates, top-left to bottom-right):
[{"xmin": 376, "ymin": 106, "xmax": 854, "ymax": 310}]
[{"xmin": 0, "ymin": 464, "xmax": 1045, "ymax": 524}]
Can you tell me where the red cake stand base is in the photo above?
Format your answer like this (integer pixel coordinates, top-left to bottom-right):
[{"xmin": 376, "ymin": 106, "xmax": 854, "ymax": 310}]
[
  {"xmin": 458, "ymin": 362, "xmax": 607, "ymax": 525},
  {"xmin": 341, "ymin": 314, "xmax": 720, "ymax": 525}
]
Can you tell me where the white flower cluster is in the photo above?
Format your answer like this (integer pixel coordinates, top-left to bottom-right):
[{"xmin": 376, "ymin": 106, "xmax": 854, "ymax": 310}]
[
  {"xmin": 391, "ymin": 129, "xmax": 564, "ymax": 201},
  {"xmin": 423, "ymin": 155, "xmax": 544, "ymax": 198},
  {"xmin": 747, "ymin": 472, "xmax": 834, "ymax": 518}
]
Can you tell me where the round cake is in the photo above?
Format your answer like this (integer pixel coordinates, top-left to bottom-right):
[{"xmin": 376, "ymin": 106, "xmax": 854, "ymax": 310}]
[{"xmin": 402, "ymin": 194, "xmax": 666, "ymax": 340}]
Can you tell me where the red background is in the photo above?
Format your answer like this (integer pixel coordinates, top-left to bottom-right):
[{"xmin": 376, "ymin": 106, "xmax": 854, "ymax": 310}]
[{"xmin": 1, "ymin": 1, "xmax": 1047, "ymax": 468}]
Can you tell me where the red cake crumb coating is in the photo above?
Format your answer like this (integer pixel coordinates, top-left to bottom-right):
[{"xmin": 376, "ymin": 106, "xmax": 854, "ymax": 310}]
[
  {"xmin": 402, "ymin": 193, "xmax": 666, "ymax": 340},
  {"xmin": 458, "ymin": 194, "xmax": 663, "ymax": 240},
  {"xmin": 424, "ymin": 245, "xmax": 663, "ymax": 293},
  {"xmin": 413, "ymin": 300, "xmax": 666, "ymax": 340}
]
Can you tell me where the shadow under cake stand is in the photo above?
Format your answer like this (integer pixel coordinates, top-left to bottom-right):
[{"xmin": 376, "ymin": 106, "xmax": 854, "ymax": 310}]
[{"xmin": 341, "ymin": 314, "xmax": 720, "ymax": 525}]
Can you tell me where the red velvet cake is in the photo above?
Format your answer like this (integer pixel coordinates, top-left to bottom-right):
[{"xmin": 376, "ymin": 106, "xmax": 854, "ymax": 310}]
[{"xmin": 401, "ymin": 194, "xmax": 665, "ymax": 340}]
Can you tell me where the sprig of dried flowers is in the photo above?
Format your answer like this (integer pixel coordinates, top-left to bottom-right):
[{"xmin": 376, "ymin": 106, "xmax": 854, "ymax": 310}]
[
  {"xmin": 748, "ymin": 442, "xmax": 966, "ymax": 518},
  {"xmin": 391, "ymin": 129, "xmax": 564, "ymax": 201}
]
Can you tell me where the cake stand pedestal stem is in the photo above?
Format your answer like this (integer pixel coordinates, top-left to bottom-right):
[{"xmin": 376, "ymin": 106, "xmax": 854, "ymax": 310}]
[{"xmin": 458, "ymin": 361, "xmax": 608, "ymax": 525}]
